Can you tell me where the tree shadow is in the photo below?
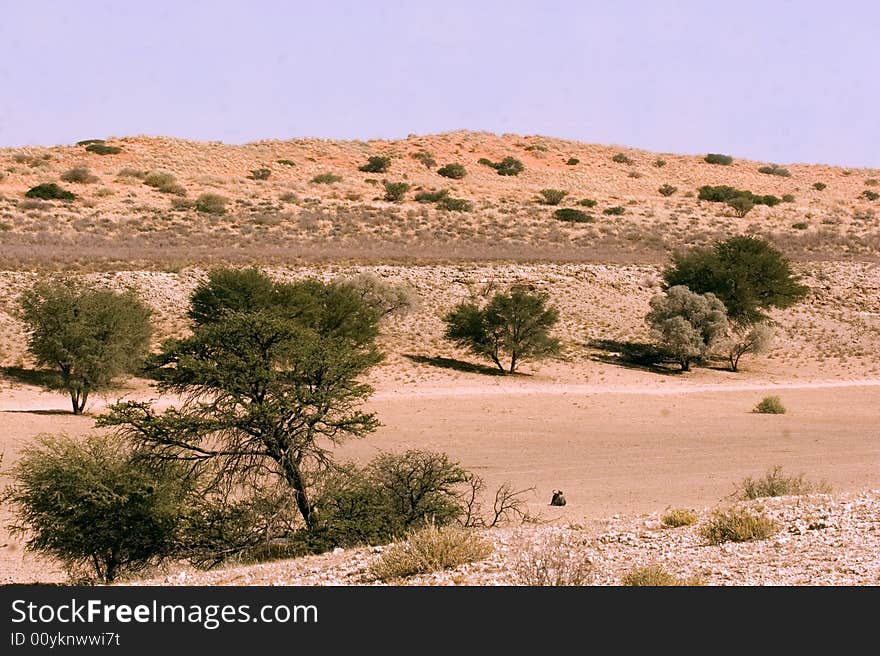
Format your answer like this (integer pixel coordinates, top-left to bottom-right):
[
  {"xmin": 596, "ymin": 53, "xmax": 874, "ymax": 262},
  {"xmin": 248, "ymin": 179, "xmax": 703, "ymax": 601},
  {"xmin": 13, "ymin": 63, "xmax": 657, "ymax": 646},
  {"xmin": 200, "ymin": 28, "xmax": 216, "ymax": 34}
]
[
  {"xmin": 587, "ymin": 339, "xmax": 682, "ymax": 376},
  {"xmin": 403, "ymin": 354, "xmax": 507, "ymax": 377},
  {"xmin": 1, "ymin": 366, "xmax": 57, "ymax": 388},
  {"xmin": 2, "ymin": 409, "xmax": 73, "ymax": 416}
]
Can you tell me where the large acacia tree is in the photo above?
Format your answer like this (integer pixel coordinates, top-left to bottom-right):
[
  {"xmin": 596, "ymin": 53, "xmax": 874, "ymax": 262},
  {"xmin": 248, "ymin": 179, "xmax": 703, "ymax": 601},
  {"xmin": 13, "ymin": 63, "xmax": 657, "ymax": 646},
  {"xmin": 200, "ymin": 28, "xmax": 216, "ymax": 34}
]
[
  {"xmin": 443, "ymin": 285, "xmax": 560, "ymax": 373},
  {"xmin": 99, "ymin": 270, "xmax": 383, "ymax": 531},
  {"xmin": 18, "ymin": 280, "xmax": 152, "ymax": 414}
]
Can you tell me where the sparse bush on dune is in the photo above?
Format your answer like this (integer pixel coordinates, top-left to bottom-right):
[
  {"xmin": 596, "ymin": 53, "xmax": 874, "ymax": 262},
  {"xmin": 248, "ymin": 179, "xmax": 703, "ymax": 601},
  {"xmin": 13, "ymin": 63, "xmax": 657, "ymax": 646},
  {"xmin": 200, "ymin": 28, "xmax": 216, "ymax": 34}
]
[
  {"xmin": 661, "ymin": 508, "xmax": 698, "ymax": 527},
  {"xmin": 437, "ymin": 163, "xmax": 466, "ymax": 179},
  {"xmin": 411, "ymin": 151, "xmax": 437, "ymax": 169},
  {"xmin": 478, "ymin": 156, "xmax": 524, "ymax": 176},
  {"xmin": 311, "ymin": 172, "xmax": 342, "ymax": 184},
  {"xmin": 414, "ymin": 189, "xmax": 448, "ymax": 203},
  {"xmin": 603, "ymin": 206, "xmax": 625, "ymax": 215},
  {"xmin": 76, "ymin": 138, "xmax": 105, "ymax": 146},
  {"xmin": 727, "ymin": 196, "xmax": 754, "ymax": 217},
  {"xmin": 701, "ymin": 506, "xmax": 778, "ymax": 544},
  {"xmin": 539, "ymin": 188, "xmax": 568, "ymax": 205},
  {"xmin": 658, "ymin": 184, "xmax": 677, "ymax": 197},
  {"xmin": 698, "ymin": 185, "xmax": 781, "ymax": 207},
  {"xmin": 758, "ymin": 164, "xmax": 791, "ymax": 177},
  {"xmin": 737, "ymin": 465, "xmax": 830, "ymax": 500},
  {"xmin": 383, "ymin": 181, "xmax": 410, "ymax": 202},
  {"xmin": 813, "ymin": 182, "xmax": 827, "ymax": 191},
  {"xmin": 566, "ymin": 157, "xmax": 579, "ymax": 165},
  {"xmin": 863, "ymin": 190, "xmax": 879, "ymax": 201},
  {"xmin": 25, "ymin": 183, "xmax": 75, "ymax": 201},
  {"xmin": 195, "ymin": 193, "xmax": 228, "ymax": 215},
  {"xmin": 276, "ymin": 159, "xmax": 295, "ymax": 167},
  {"xmin": 577, "ymin": 198, "xmax": 598, "ymax": 207},
  {"xmin": 144, "ymin": 170, "xmax": 186, "ymax": 195},
  {"xmin": 511, "ymin": 534, "xmax": 593, "ymax": 586},
  {"xmin": 60, "ymin": 166, "xmax": 98, "ymax": 184},
  {"xmin": 554, "ymin": 208, "xmax": 592, "ymax": 223},
  {"xmin": 359, "ymin": 156, "xmax": 390, "ymax": 173},
  {"xmin": 436, "ymin": 196, "xmax": 472, "ymax": 212},
  {"xmin": 622, "ymin": 565, "xmax": 704, "ymax": 586},
  {"xmin": 704, "ymin": 153, "xmax": 733, "ymax": 165},
  {"xmin": 85, "ymin": 142, "xmax": 122, "ymax": 155},
  {"xmin": 653, "ymin": 158, "xmax": 667, "ymax": 167},
  {"xmin": 249, "ymin": 168, "xmax": 271, "ymax": 180},
  {"xmin": 612, "ymin": 152, "xmax": 633, "ymax": 165}
]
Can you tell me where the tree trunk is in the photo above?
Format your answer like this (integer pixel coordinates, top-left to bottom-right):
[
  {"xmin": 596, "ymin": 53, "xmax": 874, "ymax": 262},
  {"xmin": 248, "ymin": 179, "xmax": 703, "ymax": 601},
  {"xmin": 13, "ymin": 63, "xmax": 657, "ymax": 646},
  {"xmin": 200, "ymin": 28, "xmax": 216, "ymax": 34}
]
[
  {"xmin": 70, "ymin": 388, "xmax": 87, "ymax": 415},
  {"xmin": 681, "ymin": 358, "xmax": 690, "ymax": 372},
  {"xmin": 509, "ymin": 352, "xmax": 518, "ymax": 374},
  {"xmin": 491, "ymin": 353, "xmax": 505, "ymax": 373},
  {"xmin": 281, "ymin": 456, "xmax": 314, "ymax": 530}
]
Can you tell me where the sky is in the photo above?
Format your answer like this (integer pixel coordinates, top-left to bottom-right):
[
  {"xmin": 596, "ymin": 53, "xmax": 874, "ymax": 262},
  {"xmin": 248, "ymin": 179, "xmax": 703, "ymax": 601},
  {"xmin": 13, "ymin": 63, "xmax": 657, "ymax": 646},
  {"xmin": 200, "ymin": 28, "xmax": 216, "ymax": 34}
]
[{"xmin": 1, "ymin": 0, "xmax": 878, "ymax": 167}]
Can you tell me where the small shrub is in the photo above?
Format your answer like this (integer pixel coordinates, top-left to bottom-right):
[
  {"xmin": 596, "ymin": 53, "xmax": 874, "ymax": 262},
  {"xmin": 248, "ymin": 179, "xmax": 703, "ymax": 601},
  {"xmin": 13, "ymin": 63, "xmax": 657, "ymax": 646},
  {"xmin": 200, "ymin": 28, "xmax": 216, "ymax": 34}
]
[
  {"xmin": 737, "ymin": 466, "xmax": 831, "ymax": 500},
  {"xmin": 781, "ymin": 194, "xmax": 795, "ymax": 203},
  {"xmin": 477, "ymin": 157, "xmax": 495, "ymax": 168},
  {"xmin": 727, "ymin": 196, "xmax": 754, "ymax": 217},
  {"xmin": 661, "ymin": 508, "xmax": 698, "ymax": 528},
  {"xmin": 276, "ymin": 159, "xmax": 296, "ymax": 166},
  {"xmin": 312, "ymin": 173, "xmax": 342, "ymax": 184},
  {"xmin": 195, "ymin": 193, "xmax": 228, "ymax": 215},
  {"xmin": 862, "ymin": 190, "xmax": 879, "ymax": 201},
  {"xmin": 511, "ymin": 534, "xmax": 593, "ymax": 586},
  {"xmin": 701, "ymin": 507, "xmax": 778, "ymax": 544},
  {"xmin": 369, "ymin": 522, "xmax": 492, "ymax": 581},
  {"xmin": 24, "ymin": 183, "xmax": 75, "ymax": 201},
  {"xmin": 60, "ymin": 167, "xmax": 98, "ymax": 184},
  {"xmin": 414, "ymin": 189, "xmax": 448, "ymax": 203},
  {"xmin": 76, "ymin": 139, "xmax": 105, "ymax": 146},
  {"xmin": 436, "ymin": 196, "xmax": 472, "ymax": 212},
  {"xmin": 383, "ymin": 181, "xmax": 410, "ymax": 202},
  {"xmin": 143, "ymin": 170, "xmax": 183, "ymax": 194},
  {"xmin": 577, "ymin": 198, "xmax": 598, "ymax": 208},
  {"xmin": 437, "ymin": 163, "xmax": 466, "ymax": 179},
  {"xmin": 622, "ymin": 565, "xmax": 704, "ymax": 586},
  {"xmin": 566, "ymin": 158, "xmax": 579, "ymax": 166},
  {"xmin": 758, "ymin": 164, "xmax": 791, "ymax": 177},
  {"xmin": 792, "ymin": 221, "xmax": 809, "ymax": 230},
  {"xmin": 411, "ymin": 151, "xmax": 437, "ymax": 169},
  {"xmin": 525, "ymin": 143, "xmax": 547, "ymax": 152},
  {"xmin": 658, "ymin": 184, "xmax": 677, "ymax": 197},
  {"xmin": 653, "ymin": 158, "xmax": 667, "ymax": 167},
  {"xmin": 85, "ymin": 143, "xmax": 122, "ymax": 155},
  {"xmin": 612, "ymin": 152, "xmax": 633, "ymax": 165},
  {"xmin": 865, "ymin": 178, "xmax": 879, "ymax": 186},
  {"xmin": 117, "ymin": 167, "xmax": 146, "ymax": 180},
  {"xmin": 554, "ymin": 208, "xmax": 592, "ymax": 223},
  {"xmin": 539, "ymin": 189, "xmax": 568, "ymax": 205},
  {"xmin": 628, "ymin": 170, "xmax": 642, "ymax": 178},
  {"xmin": 249, "ymin": 168, "xmax": 271, "ymax": 180},
  {"xmin": 704, "ymin": 153, "xmax": 733, "ymax": 165},
  {"xmin": 812, "ymin": 182, "xmax": 826, "ymax": 191},
  {"xmin": 279, "ymin": 192, "xmax": 298, "ymax": 202},
  {"xmin": 359, "ymin": 156, "xmax": 390, "ymax": 173},
  {"xmin": 753, "ymin": 396, "xmax": 785, "ymax": 414},
  {"xmin": 603, "ymin": 206, "xmax": 625, "ymax": 215},
  {"xmin": 494, "ymin": 156, "xmax": 524, "ymax": 176},
  {"xmin": 698, "ymin": 185, "xmax": 780, "ymax": 207}
]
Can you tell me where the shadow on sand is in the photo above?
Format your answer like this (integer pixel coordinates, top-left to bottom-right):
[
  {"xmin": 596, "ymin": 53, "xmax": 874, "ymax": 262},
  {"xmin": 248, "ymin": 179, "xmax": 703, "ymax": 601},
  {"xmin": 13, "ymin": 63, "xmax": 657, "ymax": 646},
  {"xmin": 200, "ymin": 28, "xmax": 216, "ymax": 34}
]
[
  {"xmin": 587, "ymin": 339, "xmax": 682, "ymax": 376},
  {"xmin": 403, "ymin": 354, "xmax": 508, "ymax": 377}
]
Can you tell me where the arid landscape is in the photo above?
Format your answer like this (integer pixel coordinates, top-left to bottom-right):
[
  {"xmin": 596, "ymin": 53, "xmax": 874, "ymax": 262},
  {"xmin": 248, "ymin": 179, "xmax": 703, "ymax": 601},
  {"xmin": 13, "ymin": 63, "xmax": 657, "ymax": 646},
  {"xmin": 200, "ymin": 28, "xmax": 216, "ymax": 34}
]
[{"xmin": 0, "ymin": 132, "xmax": 878, "ymax": 585}]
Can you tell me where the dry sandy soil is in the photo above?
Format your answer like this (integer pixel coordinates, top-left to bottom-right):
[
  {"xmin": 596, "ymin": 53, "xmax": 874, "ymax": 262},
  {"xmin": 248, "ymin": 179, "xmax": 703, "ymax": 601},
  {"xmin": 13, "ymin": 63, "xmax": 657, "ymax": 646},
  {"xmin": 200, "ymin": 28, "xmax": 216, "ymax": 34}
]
[{"xmin": 0, "ymin": 133, "xmax": 877, "ymax": 585}]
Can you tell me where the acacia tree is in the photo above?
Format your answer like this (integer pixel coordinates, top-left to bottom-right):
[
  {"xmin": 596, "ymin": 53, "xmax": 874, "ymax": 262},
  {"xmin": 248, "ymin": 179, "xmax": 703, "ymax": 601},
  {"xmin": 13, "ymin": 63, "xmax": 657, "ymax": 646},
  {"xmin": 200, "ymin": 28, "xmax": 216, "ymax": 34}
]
[
  {"xmin": 443, "ymin": 285, "xmax": 560, "ymax": 373},
  {"xmin": 99, "ymin": 273, "xmax": 383, "ymax": 531},
  {"xmin": 663, "ymin": 235, "xmax": 808, "ymax": 324},
  {"xmin": 723, "ymin": 322, "xmax": 774, "ymax": 372},
  {"xmin": 18, "ymin": 280, "xmax": 152, "ymax": 414},
  {"xmin": 646, "ymin": 285, "xmax": 729, "ymax": 371}
]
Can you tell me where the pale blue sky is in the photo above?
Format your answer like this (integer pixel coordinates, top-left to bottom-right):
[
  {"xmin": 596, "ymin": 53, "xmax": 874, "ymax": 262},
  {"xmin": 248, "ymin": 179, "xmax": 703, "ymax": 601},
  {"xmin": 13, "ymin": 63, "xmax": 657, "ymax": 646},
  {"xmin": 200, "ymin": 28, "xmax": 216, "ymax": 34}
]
[{"xmin": 1, "ymin": 1, "xmax": 878, "ymax": 166}]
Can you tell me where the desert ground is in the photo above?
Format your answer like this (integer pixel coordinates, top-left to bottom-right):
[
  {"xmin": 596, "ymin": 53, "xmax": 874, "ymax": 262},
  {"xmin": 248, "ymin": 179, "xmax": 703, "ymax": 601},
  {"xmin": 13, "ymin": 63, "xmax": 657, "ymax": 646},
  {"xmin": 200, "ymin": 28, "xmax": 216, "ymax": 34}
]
[{"xmin": 0, "ymin": 132, "xmax": 877, "ymax": 585}]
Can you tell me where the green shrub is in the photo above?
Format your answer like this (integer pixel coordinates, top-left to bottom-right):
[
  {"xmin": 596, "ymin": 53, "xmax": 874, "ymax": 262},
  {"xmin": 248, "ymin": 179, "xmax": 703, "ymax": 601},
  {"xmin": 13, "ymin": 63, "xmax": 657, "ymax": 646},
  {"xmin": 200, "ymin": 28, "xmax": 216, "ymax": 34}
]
[
  {"xmin": 195, "ymin": 193, "xmax": 228, "ymax": 214},
  {"xmin": 437, "ymin": 163, "xmax": 466, "ymax": 179},
  {"xmin": 863, "ymin": 190, "xmax": 879, "ymax": 201},
  {"xmin": 85, "ymin": 143, "xmax": 122, "ymax": 155},
  {"xmin": 566, "ymin": 158, "xmax": 579, "ymax": 166},
  {"xmin": 24, "ymin": 183, "xmax": 75, "ymax": 201},
  {"xmin": 5, "ymin": 434, "xmax": 186, "ymax": 582},
  {"xmin": 753, "ymin": 396, "xmax": 785, "ymax": 414},
  {"xmin": 704, "ymin": 153, "xmax": 733, "ymax": 165},
  {"xmin": 60, "ymin": 167, "xmax": 98, "ymax": 184},
  {"xmin": 525, "ymin": 143, "xmax": 547, "ymax": 152},
  {"xmin": 276, "ymin": 159, "xmax": 296, "ymax": 166},
  {"xmin": 628, "ymin": 170, "xmax": 642, "ymax": 178},
  {"xmin": 758, "ymin": 164, "xmax": 791, "ymax": 177},
  {"xmin": 383, "ymin": 181, "xmax": 410, "ymax": 202},
  {"xmin": 701, "ymin": 507, "xmax": 778, "ymax": 544},
  {"xmin": 603, "ymin": 206, "xmax": 625, "ymax": 215},
  {"xmin": 653, "ymin": 158, "xmax": 667, "ymax": 167},
  {"xmin": 143, "ymin": 170, "xmax": 185, "ymax": 195},
  {"xmin": 414, "ymin": 189, "xmax": 448, "ymax": 203},
  {"xmin": 612, "ymin": 152, "xmax": 633, "ymax": 165},
  {"xmin": 554, "ymin": 208, "xmax": 592, "ymax": 223},
  {"xmin": 478, "ymin": 156, "xmax": 524, "ymax": 176},
  {"xmin": 312, "ymin": 173, "xmax": 342, "ymax": 184},
  {"xmin": 577, "ymin": 198, "xmax": 598, "ymax": 208},
  {"xmin": 792, "ymin": 221, "xmax": 809, "ymax": 230},
  {"xmin": 661, "ymin": 508, "xmax": 698, "ymax": 528},
  {"xmin": 737, "ymin": 466, "xmax": 831, "ymax": 500},
  {"xmin": 658, "ymin": 184, "xmax": 677, "ymax": 197},
  {"xmin": 436, "ymin": 196, "xmax": 472, "ymax": 212},
  {"xmin": 539, "ymin": 189, "xmax": 568, "ymax": 205},
  {"xmin": 727, "ymin": 196, "xmax": 754, "ymax": 217},
  {"xmin": 359, "ymin": 156, "xmax": 390, "ymax": 173},
  {"xmin": 411, "ymin": 151, "xmax": 436, "ymax": 169},
  {"xmin": 812, "ymin": 182, "xmax": 826, "ymax": 191},
  {"xmin": 698, "ymin": 185, "xmax": 780, "ymax": 206},
  {"xmin": 117, "ymin": 168, "xmax": 146, "ymax": 180},
  {"xmin": 622, "ymin": 565, "xmax": 704, "ymax": 586},
  {"xmin": 369, "ymin": 522, "xmax": 492, "ymax": 581},
  {"xmin": 781, "ymin": 194, "xmax": 795, "ymax": 203},
  {"xmin": 249, "ymin": 168, "xmax": 271, "ymax": 180},
  {"xmin": 76, "ymin": 139, "xmax": 105, "ymax": 146}
]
